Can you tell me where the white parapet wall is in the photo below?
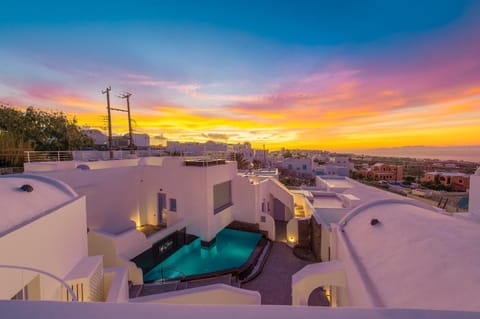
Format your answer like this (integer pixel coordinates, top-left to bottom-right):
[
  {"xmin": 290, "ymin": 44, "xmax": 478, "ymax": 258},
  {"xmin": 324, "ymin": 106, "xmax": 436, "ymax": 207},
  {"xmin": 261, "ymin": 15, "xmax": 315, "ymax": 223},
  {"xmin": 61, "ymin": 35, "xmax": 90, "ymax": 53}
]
[
  {"xmin": 131, "ymin": 284, "xmax": 261, "ymax": 305},
  {"xmin": 469, "ymin": 168, "xmax": 480, "ymax": 216},
  {"xmin": 292, "ymin": 260, "xmax": 346, "ymax": 306},
  {"xmin": 103, "ymin": 267, "xmax": 129, "ymax": 303}
]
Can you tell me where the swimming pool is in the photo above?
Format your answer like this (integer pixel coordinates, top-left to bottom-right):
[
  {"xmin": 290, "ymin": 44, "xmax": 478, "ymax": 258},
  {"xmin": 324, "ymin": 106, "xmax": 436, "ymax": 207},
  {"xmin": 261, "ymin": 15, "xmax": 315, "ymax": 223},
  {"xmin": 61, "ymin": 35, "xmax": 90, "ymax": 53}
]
[{"xmin": 143, "ymin": 228, "xmax": 262, "ymax": 282}]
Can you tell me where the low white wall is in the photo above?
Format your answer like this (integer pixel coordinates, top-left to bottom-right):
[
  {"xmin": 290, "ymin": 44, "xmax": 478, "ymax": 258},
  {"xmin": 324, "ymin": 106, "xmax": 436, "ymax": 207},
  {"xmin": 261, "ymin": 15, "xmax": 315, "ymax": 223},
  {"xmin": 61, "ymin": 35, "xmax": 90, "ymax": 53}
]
[
  {"xmin": 291, "ymin": 261, "xmax": 346, "ymax": 306},
  {"xmin": 132, "ymin": 284, "xmax": 261, "ymax": 305},
  {"xmin": 32, "ymin": 166, "xmax": 141, "ymax": 233},
  {"xmin": 303, "ymin": 196, "xmax": 315, "ymax": 218},
  {"xmin": 470, "ymin": 171, "xmax": 480, "ymax": 216},
  {"xmin": 104, "ymin": 267, "xmax": 129, "ymax": 303},
  {"xmin": 87, "ymin": 230, "xmax": 144, "ymax": 284},
  {"xmin": 24, "ymin": 161, "xmax": 77, "ymax": 172},
  {"xmin": 259, "ymin": 213, "xmax": 275, "ymax": 240}
]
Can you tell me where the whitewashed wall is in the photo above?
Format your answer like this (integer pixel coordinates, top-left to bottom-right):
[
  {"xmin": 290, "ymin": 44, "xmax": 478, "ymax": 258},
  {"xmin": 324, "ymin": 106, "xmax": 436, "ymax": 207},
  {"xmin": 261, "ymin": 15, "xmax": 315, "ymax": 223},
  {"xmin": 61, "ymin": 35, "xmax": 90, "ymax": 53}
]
[{"xmin": 0, "ymin": 198, "xmax": 87, "ymax": 300}]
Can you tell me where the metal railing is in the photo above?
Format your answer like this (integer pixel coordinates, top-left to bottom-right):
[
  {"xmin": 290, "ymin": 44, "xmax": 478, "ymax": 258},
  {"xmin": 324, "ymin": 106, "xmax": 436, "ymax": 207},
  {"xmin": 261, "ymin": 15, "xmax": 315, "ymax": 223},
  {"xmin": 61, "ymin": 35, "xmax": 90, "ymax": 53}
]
[
  {"xmin": 0, "ymin": 264, "xmax": 78, "ymax": 301},
  {"xmin": 24, "ymin": 151, "xmax": 73, "ymax": 163},
  {"xmin": 23, "ymin": 150, "xmax": 169, "ymax": 163}
]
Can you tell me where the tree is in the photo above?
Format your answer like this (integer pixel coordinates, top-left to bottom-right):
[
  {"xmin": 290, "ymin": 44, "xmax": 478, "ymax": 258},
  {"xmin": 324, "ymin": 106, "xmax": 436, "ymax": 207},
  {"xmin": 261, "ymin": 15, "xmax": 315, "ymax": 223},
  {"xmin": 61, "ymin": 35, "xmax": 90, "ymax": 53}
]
[
  {"xmin": 0, "ymin": 131, "xmax": 30, "ymax": 169},
  {"xmin": 252, "ymin": 159, "xmax": 262, "ymax": 169},
  {"xmin": 403, "ymin": 175, "xmax": 416, "ymax": 185},
  {"xmin": 231, "ymin": 152, "xmax": 250, "ymax": 169},
  {"xmin": 0, "ymin": 105, "xmax": 93, "ymax": 152}
]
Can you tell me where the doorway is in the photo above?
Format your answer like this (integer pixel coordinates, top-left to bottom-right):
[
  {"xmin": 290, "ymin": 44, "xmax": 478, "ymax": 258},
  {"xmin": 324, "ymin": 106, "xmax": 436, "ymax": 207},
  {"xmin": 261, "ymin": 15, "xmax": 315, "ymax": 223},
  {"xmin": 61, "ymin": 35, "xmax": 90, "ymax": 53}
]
[{"xmin": 157, "ymin": 193, "xmax": 166, "ymax": 224}]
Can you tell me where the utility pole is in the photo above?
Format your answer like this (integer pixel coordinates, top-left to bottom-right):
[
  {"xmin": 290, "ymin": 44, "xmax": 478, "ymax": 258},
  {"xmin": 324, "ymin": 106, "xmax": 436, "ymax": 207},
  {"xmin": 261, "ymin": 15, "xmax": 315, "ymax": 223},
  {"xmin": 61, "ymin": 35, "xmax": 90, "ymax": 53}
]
[
  {"xmin": 102, "ymin": 86, "xmax": 114, "ymax": 160},
  {"xmin": 119, "ymin": 92, "xmax": 134, "ymax": 154}
]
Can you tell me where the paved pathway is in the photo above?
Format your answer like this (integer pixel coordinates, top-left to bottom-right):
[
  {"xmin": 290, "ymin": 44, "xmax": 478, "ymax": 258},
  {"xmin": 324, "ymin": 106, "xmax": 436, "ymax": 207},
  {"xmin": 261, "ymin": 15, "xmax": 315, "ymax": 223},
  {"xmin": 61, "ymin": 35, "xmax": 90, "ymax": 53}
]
[{"xmin": 242, "ymin": 242, "xmax": 329, "ymax": 306}]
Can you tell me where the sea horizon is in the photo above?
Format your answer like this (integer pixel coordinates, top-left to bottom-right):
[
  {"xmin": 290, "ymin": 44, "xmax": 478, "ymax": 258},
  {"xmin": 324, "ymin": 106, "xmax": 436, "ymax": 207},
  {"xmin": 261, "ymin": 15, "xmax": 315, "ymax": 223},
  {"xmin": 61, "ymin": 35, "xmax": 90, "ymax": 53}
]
[{"xmin": 345, "ymin": 145, "xmax": 480, "ymax": 163}]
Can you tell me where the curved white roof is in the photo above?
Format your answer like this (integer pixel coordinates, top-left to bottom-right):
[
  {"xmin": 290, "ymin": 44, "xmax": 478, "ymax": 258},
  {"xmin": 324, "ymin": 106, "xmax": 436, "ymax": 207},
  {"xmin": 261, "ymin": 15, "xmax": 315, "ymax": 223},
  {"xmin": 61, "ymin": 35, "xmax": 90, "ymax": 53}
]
[
  {"xmin": 0, "ymin": 174, "xmax": 78, "ymax": 235},
  {"xmin": 341, "ymin": 200, "xmax": 480, "ymax": 311}
]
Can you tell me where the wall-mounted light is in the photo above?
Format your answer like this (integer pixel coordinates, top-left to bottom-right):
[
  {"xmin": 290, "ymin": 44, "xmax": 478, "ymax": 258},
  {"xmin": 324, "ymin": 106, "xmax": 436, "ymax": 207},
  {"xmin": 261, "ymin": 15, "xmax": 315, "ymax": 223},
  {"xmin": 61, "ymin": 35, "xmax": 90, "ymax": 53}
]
[{"xmin": 288, "ymin": 236, "xmax": 296, "ymax": 243}]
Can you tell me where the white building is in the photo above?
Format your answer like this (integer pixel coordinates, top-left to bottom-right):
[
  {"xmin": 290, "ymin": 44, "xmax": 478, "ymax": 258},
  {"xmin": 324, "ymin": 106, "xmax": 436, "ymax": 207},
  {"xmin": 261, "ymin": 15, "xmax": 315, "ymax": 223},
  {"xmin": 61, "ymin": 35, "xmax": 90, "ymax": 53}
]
[
  {"xmin": 291, "ymin": 169, "xmax": 480, "ymax": 312},
  {"xmin": 82, "ymin": 129, "xmax": 108, "ymax": 145},
  {"xmin": 315, "ymin": 156, "xmax": 354, "ymax": 177},
  {"xmin": 130, "ymin": 133, "xmax": 150, "ymax": 148},
  {"xmin": 253, "ymin": 149, "xmax": 270, "ymax": 165},
  {"xmin": 282, "ymin": 157, "xmax": 313, "ymax": 176},
  {"xmin": 21, "ymin": 157, "xmax": 294, "ymax": 283},
  {"xmin": 165, "ymin": 141, "xmax": 231, "ymax": 158},
  {"xmin": 0, "ymin": 174, "xmax": 128, "ymax": 303},
  {"xmin": 165, "ymin": 141, "xmax": 204, "ymax": 155},
  {"xmin": 2, "ymin": 156, "xmax": 480, "ymax": 318},
  {"xmin": 232, "ymin": 142, "xmax": 254, "ymax": 161}
]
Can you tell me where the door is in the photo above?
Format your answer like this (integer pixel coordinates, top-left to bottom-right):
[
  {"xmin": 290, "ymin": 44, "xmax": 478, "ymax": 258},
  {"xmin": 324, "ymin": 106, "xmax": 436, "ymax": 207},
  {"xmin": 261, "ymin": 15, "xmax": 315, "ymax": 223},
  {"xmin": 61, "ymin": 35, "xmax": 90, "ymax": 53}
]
[
  {"xmin": 157, "ymin": 193, "xmax": 166, "ymax": 224},
  {"xmin": 273, "ymin": 198, "xmax": 285, "ymax": 220}
]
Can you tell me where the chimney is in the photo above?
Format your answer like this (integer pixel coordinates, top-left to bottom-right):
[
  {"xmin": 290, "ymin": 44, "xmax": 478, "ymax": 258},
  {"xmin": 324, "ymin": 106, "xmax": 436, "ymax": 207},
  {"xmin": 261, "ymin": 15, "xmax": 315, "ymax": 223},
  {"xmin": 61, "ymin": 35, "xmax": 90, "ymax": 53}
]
[{"xmin": 469, "ymin": 168, "xmax": 480, "ymax": 216}]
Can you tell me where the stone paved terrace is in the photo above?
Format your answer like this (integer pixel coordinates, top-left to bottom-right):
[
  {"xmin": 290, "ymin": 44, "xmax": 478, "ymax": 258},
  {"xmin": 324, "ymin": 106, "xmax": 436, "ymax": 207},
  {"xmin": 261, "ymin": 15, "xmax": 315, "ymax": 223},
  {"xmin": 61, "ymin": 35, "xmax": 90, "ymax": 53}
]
[{"xmin": 242, "ymin": 242, "xmax": 329, "ymax": 306}]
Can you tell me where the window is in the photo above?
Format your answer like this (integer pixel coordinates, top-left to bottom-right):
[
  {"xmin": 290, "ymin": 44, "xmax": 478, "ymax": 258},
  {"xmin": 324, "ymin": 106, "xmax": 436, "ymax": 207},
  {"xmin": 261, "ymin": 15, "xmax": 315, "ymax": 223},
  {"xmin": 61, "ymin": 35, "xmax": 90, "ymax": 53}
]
[
  {"xmin": 213, "ymin": 181, "xmax": 232, "ymax": 214},
  {"xmin": 260, "ymin": 216, "xmax": 266, "ymax": 223},
  {"xmin": 302, "ymin": 164, "xmax": 307, "ymax": 170},
  {"xmin": 261, "ymin": 202, "xmax": 265, "ymax": 212},
  {"xmin": 288, "ymin": 164, "xmax": 292, "ymax": 170},
  {"xmin": 169, "ymin": 198, "xmax": 177, "ymax": 212}
]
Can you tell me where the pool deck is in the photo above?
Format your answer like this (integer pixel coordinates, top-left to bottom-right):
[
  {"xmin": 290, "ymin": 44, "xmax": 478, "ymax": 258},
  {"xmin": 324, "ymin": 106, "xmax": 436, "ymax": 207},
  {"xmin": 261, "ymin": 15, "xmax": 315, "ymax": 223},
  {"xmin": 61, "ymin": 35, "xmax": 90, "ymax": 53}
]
[{"xmin": 242, "ymin": 242, "xmax": 329, "ymax": 306}]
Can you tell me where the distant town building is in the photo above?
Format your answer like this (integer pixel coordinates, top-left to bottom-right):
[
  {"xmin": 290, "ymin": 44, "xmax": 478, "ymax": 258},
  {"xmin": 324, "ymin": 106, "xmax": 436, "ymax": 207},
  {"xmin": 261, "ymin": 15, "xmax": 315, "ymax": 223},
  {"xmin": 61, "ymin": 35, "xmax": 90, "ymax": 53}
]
[
  {"xmin": 253, "ymin": 149, "xmax": 270, "ymax": 167},
  {"xmin": 423, "ymin": 172, "xmax": 470, "ymax": 191},
  {"xmin": 165, "ymin": 141, "xmax": 204, "ymax": 155},
  {"xmin": 282, "ymin": 157, "xmax": 313, "ymax": 176},
  {"xmin": 81, "ymin": 130, "xmax": 150, "ymax": 149},
  {"xmin": 314, "ymin": 156, "xmax": 354, "ymax": 177},
  {"xmin": 82, "ymin": 129, "xmax": 108, "ymax": 146},
  {"xmin": 232, "ymin": 142, "xmax": 254, "ymax": 161},
  {"xmin": 130, "ymin": 133, "xmax": 150, "ymax": 148},
  {"xmin": 360, "ymin": 163, "xmax": 403, "ymax": 182},
  {"xmin": 165, "ymin": 141, "xmax": 236, "ymax": 158}
]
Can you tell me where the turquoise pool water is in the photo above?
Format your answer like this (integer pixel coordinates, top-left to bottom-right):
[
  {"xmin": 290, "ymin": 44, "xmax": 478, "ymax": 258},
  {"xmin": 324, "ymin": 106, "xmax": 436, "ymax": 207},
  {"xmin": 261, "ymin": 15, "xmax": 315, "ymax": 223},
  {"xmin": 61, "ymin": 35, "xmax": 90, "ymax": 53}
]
[{"xmin": 144, "ymin": 228, "xmax": 262, "ymax": 281}]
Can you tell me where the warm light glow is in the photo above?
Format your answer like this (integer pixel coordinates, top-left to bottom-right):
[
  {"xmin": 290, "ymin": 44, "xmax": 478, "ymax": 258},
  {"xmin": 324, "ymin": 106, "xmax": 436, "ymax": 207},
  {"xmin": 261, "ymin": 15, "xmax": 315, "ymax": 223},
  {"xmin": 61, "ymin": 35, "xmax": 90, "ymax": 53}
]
[
  {"xmin": 132, "ymin": 217, "xmax": 141, "ymax": 228},
  {"xmin": 288, "ymin": 236, "xmax": 296, "ymax": 243}
]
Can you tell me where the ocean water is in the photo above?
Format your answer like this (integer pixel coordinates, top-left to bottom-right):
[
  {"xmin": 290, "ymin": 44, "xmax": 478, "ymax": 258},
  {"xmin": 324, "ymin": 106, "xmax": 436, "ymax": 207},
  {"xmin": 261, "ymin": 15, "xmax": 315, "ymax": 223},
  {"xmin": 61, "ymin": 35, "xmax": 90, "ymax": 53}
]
[{"xmin": 350, "ymin": 145, "xmax": 480, "ymax": 163}]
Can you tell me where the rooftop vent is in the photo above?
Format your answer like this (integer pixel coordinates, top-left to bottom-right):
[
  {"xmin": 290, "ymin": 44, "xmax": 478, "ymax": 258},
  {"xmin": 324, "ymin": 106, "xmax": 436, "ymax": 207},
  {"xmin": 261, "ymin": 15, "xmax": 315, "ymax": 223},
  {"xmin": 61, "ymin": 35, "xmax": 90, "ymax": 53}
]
[
  {"xmin": 370, "ymin": 218, "xmax": 380, "ymax": 226},
  {"xmin": 20, "ymin": 184, "xmax": 34, "ymax": 192}
]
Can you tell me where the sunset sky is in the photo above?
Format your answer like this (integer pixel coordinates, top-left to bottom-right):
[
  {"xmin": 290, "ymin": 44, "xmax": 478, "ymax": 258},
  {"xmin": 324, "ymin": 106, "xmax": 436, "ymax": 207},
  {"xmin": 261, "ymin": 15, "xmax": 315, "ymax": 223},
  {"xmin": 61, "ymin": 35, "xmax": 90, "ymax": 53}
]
[{"xmin": 1, "ymin": 0, "xmax": 479, "ymax": 150}]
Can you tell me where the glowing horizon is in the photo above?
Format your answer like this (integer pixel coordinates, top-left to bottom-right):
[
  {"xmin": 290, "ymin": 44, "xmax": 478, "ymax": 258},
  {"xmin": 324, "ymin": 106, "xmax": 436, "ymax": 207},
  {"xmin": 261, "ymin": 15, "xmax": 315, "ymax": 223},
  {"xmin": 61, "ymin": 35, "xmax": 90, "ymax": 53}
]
[{"xmin": 1, "ymin": 1, "xmax": 479, "ymax": 151}]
